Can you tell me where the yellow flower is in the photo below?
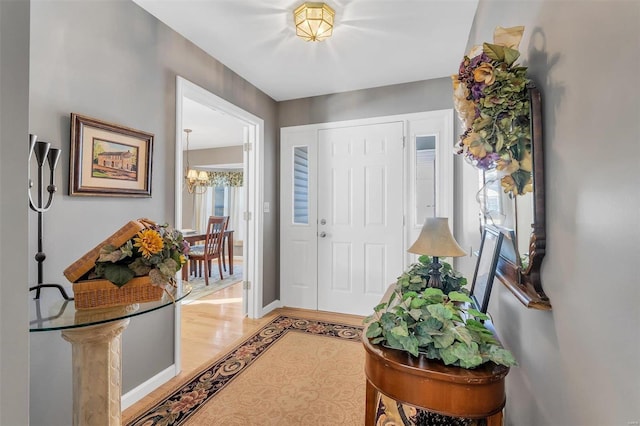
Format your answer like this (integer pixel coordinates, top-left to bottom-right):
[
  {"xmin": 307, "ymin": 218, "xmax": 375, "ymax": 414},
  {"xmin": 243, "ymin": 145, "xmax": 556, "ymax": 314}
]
[
  {"xmin": 462, "ymin": 131, "xmax": 480, "ymax": 148},
  {"xmin": 473, "ymin": 62, "xmax": 495, "ymax": 85},
  {"xmin": 179, "ymin": 255, "xmax": 187, "ymax": 265},
  {"xmin": 501, "ymin": 174, "xmax": 533, "ymax": 195},
  {"xmin": 134, "ymin": 229, "xmax": 164, "ymax": 259},
  {"xmin": 496, "ymin": 156, "xmax": 520, "ymax": 175}
]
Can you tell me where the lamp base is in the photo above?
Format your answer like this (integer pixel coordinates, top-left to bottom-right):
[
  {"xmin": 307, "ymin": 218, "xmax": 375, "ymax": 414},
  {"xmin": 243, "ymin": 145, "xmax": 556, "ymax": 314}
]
[{"xmin": 427, "ymin": 256, "xmax": 443, "ymax": 289}]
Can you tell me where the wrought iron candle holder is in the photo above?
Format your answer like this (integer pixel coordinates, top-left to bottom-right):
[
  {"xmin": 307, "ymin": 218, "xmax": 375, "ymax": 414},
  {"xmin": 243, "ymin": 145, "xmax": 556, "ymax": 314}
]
[{"xmin": 28, "ymin": 134, "xmax": 72, "ymax": 300}]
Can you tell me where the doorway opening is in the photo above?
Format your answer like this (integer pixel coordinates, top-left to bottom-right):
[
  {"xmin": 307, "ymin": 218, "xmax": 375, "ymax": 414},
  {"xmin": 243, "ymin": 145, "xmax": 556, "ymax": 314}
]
[{"xmin": 174, "ymin": 76, "xmax": 264, "ymax": 372}]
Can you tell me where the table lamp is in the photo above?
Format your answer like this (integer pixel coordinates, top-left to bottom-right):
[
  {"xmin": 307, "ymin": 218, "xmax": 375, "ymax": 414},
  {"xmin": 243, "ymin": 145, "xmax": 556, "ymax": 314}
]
[{"xmin": 408, "ymin": 217, "xmax": 467, "ymax": 289}]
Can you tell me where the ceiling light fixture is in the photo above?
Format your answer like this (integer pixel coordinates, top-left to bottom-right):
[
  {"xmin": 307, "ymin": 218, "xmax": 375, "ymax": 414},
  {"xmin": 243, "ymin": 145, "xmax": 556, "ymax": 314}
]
[
  {"xmin": 183, "ymin": 129, "xmax": 209, "ymax": 195},
  {"xmin": 294, "ymin": 2, "xmax": 335, "ymax": 42}
]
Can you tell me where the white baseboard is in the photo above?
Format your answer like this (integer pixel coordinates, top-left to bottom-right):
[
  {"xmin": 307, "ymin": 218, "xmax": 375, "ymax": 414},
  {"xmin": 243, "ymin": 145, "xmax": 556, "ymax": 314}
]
[
  {"xmin": 261, "ymin": 299, "xmax": 281, "ymax": 316},
  {"xmin": 121, "ymin": 364, "xmax": 177, "ymax": 410}
]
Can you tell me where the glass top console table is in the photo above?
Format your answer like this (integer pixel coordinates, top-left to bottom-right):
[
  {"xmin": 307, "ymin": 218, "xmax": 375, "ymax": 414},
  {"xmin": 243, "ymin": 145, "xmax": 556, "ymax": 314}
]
[{"xmin": 29, "ymin": 283, "xmax": 191, "ymax": 426}]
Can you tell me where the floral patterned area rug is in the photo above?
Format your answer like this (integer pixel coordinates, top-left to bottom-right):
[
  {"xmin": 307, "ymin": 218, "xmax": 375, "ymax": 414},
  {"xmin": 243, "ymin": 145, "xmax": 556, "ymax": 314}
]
[{"xmin": 125, "ymin": 315, "xmax": 364, "ymax": 426}]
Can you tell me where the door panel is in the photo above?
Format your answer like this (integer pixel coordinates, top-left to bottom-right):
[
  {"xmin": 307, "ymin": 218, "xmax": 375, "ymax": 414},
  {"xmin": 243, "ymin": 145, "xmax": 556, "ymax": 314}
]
[
  {"xmin": 317, "ymin": 122, "xmax": 404, "ymax": 316},
  {"xmin": 280, "ymin": 128, "xmax": 318, "ymax": 310}
]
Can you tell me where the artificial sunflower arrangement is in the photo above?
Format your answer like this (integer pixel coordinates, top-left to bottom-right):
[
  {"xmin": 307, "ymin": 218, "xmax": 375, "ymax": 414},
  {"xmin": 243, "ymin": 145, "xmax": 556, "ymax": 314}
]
[
  {"xmin": 90, "ymin": 223, "xmax": 188, "ymax": 289},
  {"xmin": 452, "ymin": 26, "xmax": 533, "ymax": 196}
]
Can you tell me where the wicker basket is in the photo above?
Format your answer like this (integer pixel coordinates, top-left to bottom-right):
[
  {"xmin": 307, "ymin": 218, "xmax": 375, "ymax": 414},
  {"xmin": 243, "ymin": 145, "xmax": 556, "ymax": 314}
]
[
  {"xmin": 64, "ymin": 219, "xmax": 165, "ymax": 310},
  {"xmin": 72, "ymin": 276, "xmax": 163, "ymax": 310}
]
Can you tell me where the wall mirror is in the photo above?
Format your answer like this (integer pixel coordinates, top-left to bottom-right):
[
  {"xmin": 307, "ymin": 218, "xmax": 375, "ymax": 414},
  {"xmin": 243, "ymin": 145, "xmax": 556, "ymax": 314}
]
[{"xmin": 479, "ymin": 85, "xmax": 550, "ymax": 310}]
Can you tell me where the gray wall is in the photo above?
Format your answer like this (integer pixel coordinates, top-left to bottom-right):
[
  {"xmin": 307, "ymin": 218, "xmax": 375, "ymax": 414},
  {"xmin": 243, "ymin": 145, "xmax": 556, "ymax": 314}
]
[
  {"xmin": 28, "ymin": 1, "xmax": 277, "ymax": 425},
  {"xmin": 458, "ymin": 1, "xmax": 640, "ymax": 425},
  {"xmin": 279, "ymin": 78, "xmax": 454, "ymax": 127},
  {"xmin": 0, "ymin": 1, "xmax": 31, "ymax": 424}
]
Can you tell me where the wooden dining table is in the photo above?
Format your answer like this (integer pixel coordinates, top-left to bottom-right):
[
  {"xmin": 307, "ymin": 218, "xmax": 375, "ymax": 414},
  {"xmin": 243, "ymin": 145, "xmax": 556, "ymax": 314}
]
[{"xmin": 181, "ymin": 229, "xmax": 234, "ymax": 280}]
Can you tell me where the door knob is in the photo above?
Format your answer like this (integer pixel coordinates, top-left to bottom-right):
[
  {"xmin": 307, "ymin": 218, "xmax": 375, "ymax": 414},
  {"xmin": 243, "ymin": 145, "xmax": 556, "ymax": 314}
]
[{"xmin": 319, "ymin": 232, "xmax": 327, "ymax": 238}]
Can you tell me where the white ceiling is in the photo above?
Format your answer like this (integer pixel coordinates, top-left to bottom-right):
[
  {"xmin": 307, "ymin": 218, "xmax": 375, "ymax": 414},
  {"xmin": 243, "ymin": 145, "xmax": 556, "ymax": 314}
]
[
  {"xmin": 181, "ymin": 97, "xmax": 246, "ymax": 149},
  {"xmin": 139, "ymin": 0, "xmax": 478, "ymax": 152},
  {"xmin": 133, "ymin": 0, "xmax": 479, "ymax": 102}
]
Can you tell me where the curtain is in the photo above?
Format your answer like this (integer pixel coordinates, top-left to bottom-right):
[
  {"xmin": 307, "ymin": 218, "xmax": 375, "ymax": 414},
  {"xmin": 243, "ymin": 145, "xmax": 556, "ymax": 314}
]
[
  {"xmin": 194, "ymin": 188, "xmax": 213, "ymax": 233},
  {"xmin": 225, "ymin": 185, "xmax": 244, "ymax": 245},
  {"xmin": 193, "ymin": 171, "xmax": 244, "ymax": 244}
]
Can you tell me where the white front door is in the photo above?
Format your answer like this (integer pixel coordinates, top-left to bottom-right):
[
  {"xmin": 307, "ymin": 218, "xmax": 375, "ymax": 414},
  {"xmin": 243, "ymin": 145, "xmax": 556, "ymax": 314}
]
[
  {"xmin": 280, "ymin": 111, "xmax": 453, "ymax": 317},
  {"xmin": 317, "ymin": 123, "xmax": 404, "ymax": 315}
]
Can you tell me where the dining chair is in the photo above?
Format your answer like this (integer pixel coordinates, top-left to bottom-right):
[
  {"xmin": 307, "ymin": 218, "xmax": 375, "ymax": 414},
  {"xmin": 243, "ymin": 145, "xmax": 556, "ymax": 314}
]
[{"xmin": 188, "ymin": 216, "xmax": 228, "ymax": 285}]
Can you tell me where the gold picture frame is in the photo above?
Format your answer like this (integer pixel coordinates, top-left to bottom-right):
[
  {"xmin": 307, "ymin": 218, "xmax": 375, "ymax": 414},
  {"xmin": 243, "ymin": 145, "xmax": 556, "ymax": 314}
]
[{"xmin": 69, "ymin": 113, "xmax": 153, "ymax": 197}]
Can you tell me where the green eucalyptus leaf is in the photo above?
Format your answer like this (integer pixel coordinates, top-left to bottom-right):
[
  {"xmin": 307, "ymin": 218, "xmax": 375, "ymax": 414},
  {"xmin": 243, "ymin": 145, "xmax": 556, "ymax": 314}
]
[
  {"xmin": 379, "ymin": 312, "xmax": 398, "ymax": 330},
  {"xmin": 399, "ymin": 335, "xmax": 420, "ymax": 357},
  {"xmin": 503, "ymin": 47, "xmax": 521, "ymax": 66},
  {"xmin": 419, "ymin": 317, "xmax": 444, "ymax": 332},
  {"xmin": 439, "ymin": 345, "xmax": 460, "ymax": 365},
  {"xmin": 432, "ymin": 328, "xmax": 456, "ymax": 349},
  {"xmin": 366, "ymin": 322, "xmax": 383, "ymax": 338},
  {"xmin": 129, "ymin": 258, "xmax": 152, "ymax": 276},
  {"xmin": 420, "ymin": 345, "xmax": 440, "ymax": 360},
  {"xmin": 467, "ymin": 308, "xmax": 490, "ymax": 321},
  {"xmin": 391, "ymin": 324, "xmax": 409, "ymax": 337},
  {"xmin": 120, "ymin": 240, "xmax": 134, "ymax": 258},
  {"xmin": 416, "ymin": 334, "xmax": 434, "ymax": 346},
  {"xmin": 410, "ymin": 298, "xmax": 426, "ymax": 309},
  {"xmin": 483, "ymin": 43, "xmax": 505, "ymax": 61},
  {"xmin": 488, "ymin": 345, "xmax": 518, "ymax": 367},
  {"xmin": 427, "ymin": 303, "xmax": 453, "ymax": 322},
  {"xmin": 465, "ymin": 319, "xmax": 490, "ymax": 333},
  {"xmin": 102, "ymin": 263, "xmax": 135, "ymax": 287},
  {"xmin": 453, "ymin": 342, "xmax": 483, "ymax": 369},
  {"xmin": 403, "ymin": 291, "xmax": 418, "ymax": 300},
  {"xmin": 408, "ymin": 308, "xmax": 423, "ymax": 321},
  {"xmin": 511, "ymin": 169, "xmax": 532, "ymax": 195},
  {"xmin": 423, "ymin": 287, "xmax": 444, "ymax": 297},
  {"xmin": 453, "ymin": 325, "xmax": 474, "ymax": 347},
  {"xmin": 384, "ymin": 333, "xmax": 405, "ymax": 351},
  {"xmin": 371, "ymin": 337, "xmax": 385, "ymax": 345},
  {"xmin": 373, "ymin": 302, "xmax": 388, "ymax": 312},
  {"xmin": 448, "ymin": 291, "xmax": 472, "ymax": 303}
]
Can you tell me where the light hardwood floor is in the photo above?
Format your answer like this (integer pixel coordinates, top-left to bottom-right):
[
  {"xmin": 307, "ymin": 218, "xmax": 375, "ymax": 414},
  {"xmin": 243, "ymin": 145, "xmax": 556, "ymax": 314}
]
[{"xmin": 123, "ymin": 278, "xmax": 364, "ymax": 422}]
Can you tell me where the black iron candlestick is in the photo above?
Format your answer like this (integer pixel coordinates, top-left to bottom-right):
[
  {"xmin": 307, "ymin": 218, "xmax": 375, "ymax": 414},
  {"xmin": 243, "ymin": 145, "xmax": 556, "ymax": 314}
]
[{"xmin": 28, "ymin": 133, "xmax": 72, "ymax": 300}]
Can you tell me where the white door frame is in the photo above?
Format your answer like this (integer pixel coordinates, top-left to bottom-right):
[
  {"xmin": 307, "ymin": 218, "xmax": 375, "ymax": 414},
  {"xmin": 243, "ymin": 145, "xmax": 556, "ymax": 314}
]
[
  {"xmin": 280, "ymin": 110, "xmax": 454, "ymax": 311},
  {"xmin": 174, "ymin": 76, "xmax": 264, "ymax": 370}
]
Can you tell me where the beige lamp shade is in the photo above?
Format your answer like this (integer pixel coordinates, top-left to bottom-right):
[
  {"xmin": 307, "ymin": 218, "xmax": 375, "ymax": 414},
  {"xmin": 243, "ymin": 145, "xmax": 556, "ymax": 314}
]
[
  {"xmin": 197, "ymin": 171, "xmax": 209, "ymax": 182},
  {"xmin": 408, "ymin": 217, "xmax": 467, "ymax": 258},
  {"xmin": 186, "ymin": 169, "xmax": 198, "ymax": 180}
]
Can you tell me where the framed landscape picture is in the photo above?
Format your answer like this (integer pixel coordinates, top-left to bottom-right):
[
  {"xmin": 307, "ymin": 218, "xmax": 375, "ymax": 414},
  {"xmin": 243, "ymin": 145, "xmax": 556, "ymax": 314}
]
[
  {"xmin": 69, "ymin": 113, "xmax": 153, "ymax": 197},
  {"xmin": 470, "ymin": 226, "xmax": 504, "ymax": 313}
]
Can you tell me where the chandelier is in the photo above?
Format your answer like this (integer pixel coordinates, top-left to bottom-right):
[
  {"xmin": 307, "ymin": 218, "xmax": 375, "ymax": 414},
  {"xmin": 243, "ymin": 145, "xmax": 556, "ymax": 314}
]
[
  {"xmin": 183, "ymin": 129, "xmax": 209, "ymax": 194},
  {"xmin": 294, "ymin": 2, "xmax": 335, "ymax": 42}
]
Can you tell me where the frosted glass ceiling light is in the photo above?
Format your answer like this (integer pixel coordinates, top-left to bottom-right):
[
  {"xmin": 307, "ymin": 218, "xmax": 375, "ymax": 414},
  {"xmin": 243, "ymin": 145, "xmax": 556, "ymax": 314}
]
[{"xmin": 294, "ymin": 2, "xmax": 335, "ymax": 42}]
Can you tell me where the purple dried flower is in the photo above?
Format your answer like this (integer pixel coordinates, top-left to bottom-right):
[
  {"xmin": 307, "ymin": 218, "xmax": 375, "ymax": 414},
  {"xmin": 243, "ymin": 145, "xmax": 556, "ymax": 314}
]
[
  {"xmin": 476, "ymin": 152, "xmax": 500, "ymax": 170},
  {"xmin": 470, "ymin": 53, "xmax": 490, "ymax": 68},
  {"xmin": 470, "ymin": 83, "xmax": 486, "ymax": 100}
]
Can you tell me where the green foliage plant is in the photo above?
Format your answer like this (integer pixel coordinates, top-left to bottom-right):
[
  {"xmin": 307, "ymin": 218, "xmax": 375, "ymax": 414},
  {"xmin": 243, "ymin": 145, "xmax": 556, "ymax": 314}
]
[{"xmin": 365, "ymin": 257, "xmax": 517, "ymax": 369}]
